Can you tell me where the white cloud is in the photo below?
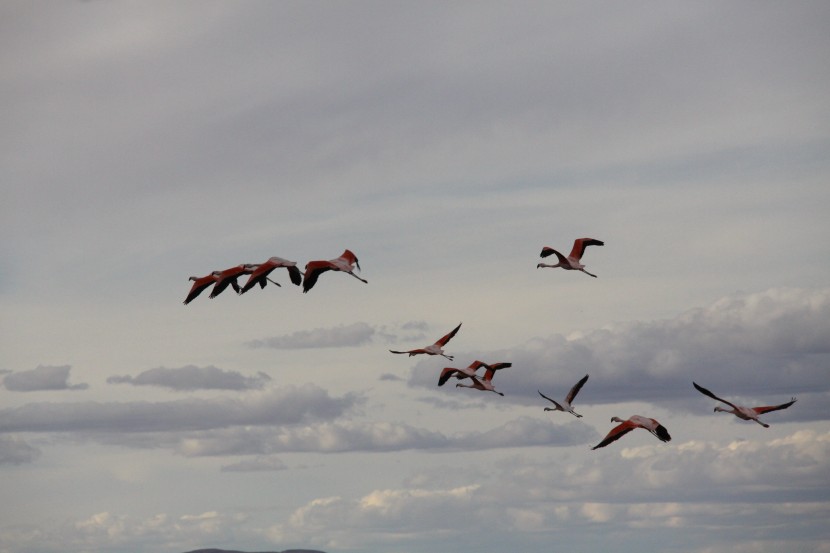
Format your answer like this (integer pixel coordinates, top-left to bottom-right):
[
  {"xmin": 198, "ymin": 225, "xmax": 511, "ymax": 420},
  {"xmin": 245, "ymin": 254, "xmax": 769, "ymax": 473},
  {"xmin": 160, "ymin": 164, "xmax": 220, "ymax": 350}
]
[{"xmin": 264, "ymin": 430, "xmax": 830, "ymax": 552}]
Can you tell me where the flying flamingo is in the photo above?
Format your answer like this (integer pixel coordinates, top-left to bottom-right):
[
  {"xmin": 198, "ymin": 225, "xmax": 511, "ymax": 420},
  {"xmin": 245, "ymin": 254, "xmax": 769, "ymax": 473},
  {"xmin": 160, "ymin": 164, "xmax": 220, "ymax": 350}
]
[
  {"xmin": 302, "ymin": 249, "xmax": 367, "ymax": 293},
  {"xmin": 239, "ymin": 257, "xmax": 303, "ymax": 294},
  {"xmin": 538, "ymin": 374, "xmax": 589, "ymax": 418},
  {"xmin": 183, "ymin": 271, "xmax": 222, "ymax": 305},
  {"xmin": 693, "ymin": 382, "xmax": 796, "ymax": 428},
  {"xmin": 537, "ymin": 237, "xmax": 604, "ymax": 277},
  {"xmin": 591, "ymin": 415, "xmax": 671, "ymax": 450},
  {"xmin": 209, "ymin": 264, "xmax": 256, "ymax": 299},
  {"xmin": 455, "ymin": 366, "xmax": 505, "ymax": 396},
  {"xmin": 390, "ymin": 323, "xmax": 462, "ymax": 361},
  {"xmin": 438, "ymin": 360, "xmax": 512, "ymax": 386}
]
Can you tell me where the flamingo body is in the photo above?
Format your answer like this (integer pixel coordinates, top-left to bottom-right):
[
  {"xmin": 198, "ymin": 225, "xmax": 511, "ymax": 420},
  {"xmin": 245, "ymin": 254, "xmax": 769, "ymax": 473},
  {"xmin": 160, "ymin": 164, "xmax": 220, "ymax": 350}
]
[
  {"xmin": 240, "ymin": 256, "xmax": 303, "ymax": 294},
  {"xmin": 456, "ymin": 367, "xmax": 505, "ymax": 396},
  {"xmin": 538, "ymin": 374, "xmax": 589, "ymax": 418},
  {"xmin": 390, "ymin": 323, "xmax": 462, "ymax": 361},
  {"xmin": 302, "ymin": 249, "xmax": 367, "ymax": 293},
  {"xmin": 537, "ymin": 237, "xmax": 604, "ymax": 277},
  {"xmin": 693, "ymin": 382, "xmax": 796, "ymax": 428},
  {"xmin": 592, "ymin": 415, "xmax": 671, "ymax": 450}
]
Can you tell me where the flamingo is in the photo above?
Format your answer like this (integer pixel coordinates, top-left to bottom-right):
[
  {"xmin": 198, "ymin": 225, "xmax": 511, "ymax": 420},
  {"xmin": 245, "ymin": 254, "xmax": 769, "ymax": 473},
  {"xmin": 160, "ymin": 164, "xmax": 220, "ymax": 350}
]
[
  {"xmin": 693, "ymin": 382, "xmax": 796, "ymax": 428},
  {"xmin": 591, "ymin": 415, "xmax": 671, "ymax": 450},
  {"xmin": 455, "ymin": 367, "xmax": 505, "ymax": 396},
  {"xmin": 183, "ymin": 271, "xmax": 222, "ymax": 305},
  {"xmin": 209, "ymin": 264, "xmax": 256, "ymax": 299},
  {"xmin": 302, "ymin": 249, "xmax": 367, "ymax": 293},
  {"xmin": 390, "ymin": 323, "xmax": 462, "ymax": 361},
  {"xmin": 538, "ymin": 374, "xmax": 589, "ymax": 418},
  {"xmin": 438, "ymin": 360, "xmax": 512, "ymax": 386},
  {"xmin": 239, "ymin": 257, "xmax": 303, "ymax": 294},
  {"xmin": 537, "ymin": 237, "xmax": 604, "ymax": 277}
]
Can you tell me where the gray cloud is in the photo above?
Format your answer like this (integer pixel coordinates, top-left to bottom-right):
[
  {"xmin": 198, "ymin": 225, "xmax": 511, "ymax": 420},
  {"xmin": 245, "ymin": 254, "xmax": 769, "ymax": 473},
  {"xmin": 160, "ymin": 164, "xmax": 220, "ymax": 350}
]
[
  {"xmin": 0, "ymin": 435, "xmax": 41, "ymax": 465},
  {"xmin": 0, "ymin": 384, "xmax": 359, "ymax": 434},
  {"xmin": 247, "ymin": 320, "xmax": 429, "ymax": 349},
  {"xmin": 220, "ymin": 456, "xmax": 288, "ymax": 473},
  {"xmin": 2, "ymin": 365, "xmax": 89, "ymax": 392},
  {"xmin": 247, "ymin": 322, "xmax": 375, "ymax": 349},
  {"xmin": 174, "ymin": 416, "xmax": 594, "ymax": 457},
  {"xmin": 107, "ymin": 365, "xmax": 271, "ymax": 391},
  {"xmin": 408, "ymin": 288, "xmax": 830, "ymax": 420}
]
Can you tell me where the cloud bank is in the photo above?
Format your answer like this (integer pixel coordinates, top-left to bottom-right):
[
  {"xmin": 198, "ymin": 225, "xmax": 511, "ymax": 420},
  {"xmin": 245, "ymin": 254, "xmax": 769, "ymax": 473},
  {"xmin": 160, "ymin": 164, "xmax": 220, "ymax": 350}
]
[
  {"xmin": 2, "ymin": 365, "xmax": 88, "ymax": 392},
  {"xmin": 107, "ymin": 365, "xmax": 271, "ymax": 391},
  {"xmin": 408, "ymin": 288, "xmax": 830, "ymax": 420},
  {"xmin": 247, "ymin": 321, "xmax": 429, "ymax": 349}
]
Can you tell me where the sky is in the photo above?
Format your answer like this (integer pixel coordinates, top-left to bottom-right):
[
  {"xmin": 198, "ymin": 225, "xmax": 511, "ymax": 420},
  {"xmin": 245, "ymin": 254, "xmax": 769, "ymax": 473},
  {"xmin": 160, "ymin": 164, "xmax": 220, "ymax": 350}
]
[{"xmin": 2, "ymin": 2, "xmax": 829, "ymax": 552}]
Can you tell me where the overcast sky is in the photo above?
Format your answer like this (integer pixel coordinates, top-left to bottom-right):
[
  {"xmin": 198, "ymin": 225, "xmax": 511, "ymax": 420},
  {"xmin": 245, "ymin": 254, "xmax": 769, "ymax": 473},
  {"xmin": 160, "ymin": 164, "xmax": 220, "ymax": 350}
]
[{"xmin": 2, "ymin": 2, "xmax": 829, "ymax": 553}]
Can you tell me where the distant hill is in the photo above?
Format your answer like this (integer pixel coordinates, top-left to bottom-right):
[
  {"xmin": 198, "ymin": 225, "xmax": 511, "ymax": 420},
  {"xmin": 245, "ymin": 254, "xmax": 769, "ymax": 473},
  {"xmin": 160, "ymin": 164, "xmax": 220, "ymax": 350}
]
[{"xmin": 183, "ymin": 549, "xmax": 326, "ymax": 553}]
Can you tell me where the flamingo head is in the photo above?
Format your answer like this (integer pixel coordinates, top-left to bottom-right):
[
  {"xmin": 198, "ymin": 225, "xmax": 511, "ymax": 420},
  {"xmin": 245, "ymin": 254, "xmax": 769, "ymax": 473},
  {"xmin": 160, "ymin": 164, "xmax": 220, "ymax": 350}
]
[
  {"xmin": 714, "ymin": 406, "xmax": 728, "ymax": 413},
  {"xmin": 610, "ymin": 416, "xmax": 624, "ymax": 423}
]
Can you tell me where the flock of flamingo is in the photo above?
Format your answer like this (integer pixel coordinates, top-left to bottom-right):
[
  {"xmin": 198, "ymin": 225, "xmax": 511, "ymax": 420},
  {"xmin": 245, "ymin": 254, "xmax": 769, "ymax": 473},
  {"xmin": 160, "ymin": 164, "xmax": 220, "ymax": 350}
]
[{"xmin": 184, "ymin": 239, "xmax": 797, "ymax": 450}]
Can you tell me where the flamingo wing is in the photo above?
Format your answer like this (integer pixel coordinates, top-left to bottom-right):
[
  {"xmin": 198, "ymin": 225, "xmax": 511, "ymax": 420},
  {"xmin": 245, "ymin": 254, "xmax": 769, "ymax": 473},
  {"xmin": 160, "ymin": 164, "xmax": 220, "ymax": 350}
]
[
  {"xmin": 286, "ymin": 265, "xmax": 303, "ymax": 286},
  {"xmin": 302, "ymin": 261, "xmax": 333, "ymax": 293},
  {"xmin": 435, "ymin": 323, "xmax": 462, "ymax": 347},
  {"xmin": 566, "ymin": 374, "xmax": 590, "ymax": 404},
  {"xmin": 693, "ymin": 382, "xmax": 740, "ymax": 411},
  {"xmin": 438, "ymin": 367, "xmax": 459, "ymax": 386},
  {"xmin": 540, "ymin": 247, "xmax": 568, "ymax": 263},
  {"xmin": 184, "ymin": 279, "xmax": 213, "ymax": 305},
  {"xmin": 488, "ymin": 362, "xmax": 512, "ymax": 371},
  {"xmin": 653, "ymin": 422, "xmax": 672, "ymax": 442},
  {"xmin": 753, "ymin": 397, "xmax": 797, "ymax": 415},
  {"xmin": 240, "ymin": 267, "xmax": 271, "ymax": 294},
  {"xmin": 591, "ymin": 421, "xmax": 636, "ymax": 450},
  {"xmin": 538, "ymin": 390, "xmax": 564, "ymax": 410},
  {"xmin": 569, "ymin": 238, "xmax": 604, "ymax": 260}
]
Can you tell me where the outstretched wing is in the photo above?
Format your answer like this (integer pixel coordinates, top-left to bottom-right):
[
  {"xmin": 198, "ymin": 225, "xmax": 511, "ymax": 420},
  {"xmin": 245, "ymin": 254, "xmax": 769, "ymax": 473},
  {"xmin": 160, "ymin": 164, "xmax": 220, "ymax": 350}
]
[
  {"xmin": 286, "ymin": 265, "xmax": 303, "ymax": 286},
  {"xmin": 302, "ymin": 261, "xmax": 332, "ymax": 293},
  {"xmin": 591, "ymin": 421, "xmax": 635, "ymax": 450},
  {"xmin": 569, "ymin": 238, "xmax": 604, "ymax": 260},
  {"xmin": 693, "ymin": 382, "xmax": 739, "ymax": 410},
  {"xmin": 438, "ymin": 367, "xmax": 459, "ymax": 386},
  {"xmin": 435, "ymin": 322, "xmax": 462, "ymax": 347},
  {"xmin": 753, "ymin": 397, "xmax": 797, "ymax": 415},
  {"xmin": 538, "ymin": 390, "xmax": 563, "ymax": 410},
  {"xmin": 566, "ymin": 374, "xmax": 590, "ymax": 404},
  {"xmin": 540, "ymin": 247, "xmax": 567, "ymax": 263},
  {"xmin": 653, "ymin": 423, "xmax": 671, "ymax": 443}
]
